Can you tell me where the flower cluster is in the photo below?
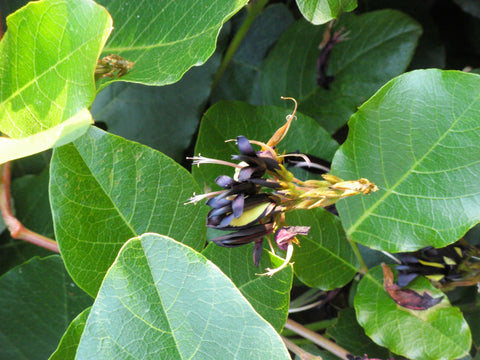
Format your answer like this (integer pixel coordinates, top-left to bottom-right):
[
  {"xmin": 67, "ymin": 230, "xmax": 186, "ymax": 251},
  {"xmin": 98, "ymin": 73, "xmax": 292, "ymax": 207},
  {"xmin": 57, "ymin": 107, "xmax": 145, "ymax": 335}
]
[
  {"xmin": 187, "ymin": 98, "xmax": 378, "ymax": 275},
  {"xmin": 395, "ymin": 241, "xmax": 480, "ymax": 290}
]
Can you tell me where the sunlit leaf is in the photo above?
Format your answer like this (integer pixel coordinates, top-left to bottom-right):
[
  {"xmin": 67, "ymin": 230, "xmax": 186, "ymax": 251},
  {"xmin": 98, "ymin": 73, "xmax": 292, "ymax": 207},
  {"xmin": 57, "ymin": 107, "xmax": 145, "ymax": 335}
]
[
  {"xmin": 333, "ymin": 70, "xmax": 480, "ymax": 252},
  {"xmin": 0, "ymin": 109, "xmax": 93, "ymax": 165},
  {"xmin": 0, "ymin": 0, "xmax": 112, "ymax": 137},
  {"xmin": 50, "ymin": 127, "xmax": 207, "ymax": 296},
  {"xmin": 76, "ymin": 234, "xmax": 290, "ymax": 359},
  {"xmin": 95, "ymin": 0, "xmax": 248, "ymax": 87},
  {"xmin": 355, "ymin": 265, "xmax": 471, "ymax": 360},
  {"xmin": 295, "ymin": 0, "xmax": 357, "ymax": 25}
]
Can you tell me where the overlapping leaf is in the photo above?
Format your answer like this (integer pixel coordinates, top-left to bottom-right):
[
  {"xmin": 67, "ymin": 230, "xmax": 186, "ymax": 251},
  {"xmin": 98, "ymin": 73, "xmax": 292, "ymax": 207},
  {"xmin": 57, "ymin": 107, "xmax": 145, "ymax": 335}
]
[
  {"xmin": 91, "ymin": 56, "xmax": 218, "ymax": 163},
  {"xmin": 202, "ymin": 243, "xmax": 293, "ymax": 331},
  {"xmin": 355, "ymin": 265, "xmax": 471, "ymax": 360},
  {"xmin": 261, "ymin": 10, "xmax": 421, "ymax": 133},
  {"xmin": 76, "ymin": 234, "xmax": 290, "ymax": 359},
  {"xmin": 50, "ymin": 127, "xmax": 207, "ymax": 296},
  {"xmin": 95, "ymin": 0, "xmax": 248, "ymax": 87},
  {"xmin": 0, "ymin": 256, "xmax": 92, "ymax": 360},
  {"xmin": 49, "ymin": 308, "xmax": 90, "ymax": 360},
  {"xmin": 192, "ymin": 101, "xmax": 338, "ymax": 187},
  {"xmin": 0, "ymin": 109, "xmax": 93, "ymax": 165},
  {"xmin": 332, "ymin": 70, "xmax": 480, "ymax": 252},
  {"xmin": 0, "ymin": 0, "xmax": 112, "ymax": 137},
  {"xmin": 295, "ymin": 0, "xmax": 357, "ymax": 25},
  {"xmin": 287, "ymin": 208, "xmax": 359, "ymax": 289}
]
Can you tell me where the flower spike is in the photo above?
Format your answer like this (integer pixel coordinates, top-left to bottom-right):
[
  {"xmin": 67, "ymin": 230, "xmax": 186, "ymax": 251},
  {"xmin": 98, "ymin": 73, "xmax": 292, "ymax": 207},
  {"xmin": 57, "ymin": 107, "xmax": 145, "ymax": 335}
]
[{"xmin": 186, "ymin": 97, "xmax": 378, "ymax": 273}]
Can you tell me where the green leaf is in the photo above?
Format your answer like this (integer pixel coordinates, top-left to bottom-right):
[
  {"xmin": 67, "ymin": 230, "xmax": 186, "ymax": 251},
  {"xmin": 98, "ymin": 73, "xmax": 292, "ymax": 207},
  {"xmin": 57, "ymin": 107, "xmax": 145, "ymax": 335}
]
[
  {"xmin": 76, "ymin": 234, "xmax": 290, "ymax": 360},
  {"xmin": 202, "ymin": 243, "xmax": 293, "ymax": 332},
  {"xmin": 211, "ymin": 4, "xmax": 294, "ymax": 104},
  {"xmin": 295, "ymin": 0, "xmax": 357, "ymax": 25},
  {"xmin": 327, "ymin": 308, "xmax": 391, "ymax": 358},
  {"xmin": 192, "ymin": 101, "xmax": 338, "ymax": 187},
  {"xmin": 0, "ymin": 109, "xmax": 93, "ymax": 165},
  {"xmin": 261, "ymin": 10, "xmax": 421, "ymax": 133},
  {"xmin": 95, "ymin": 0, "xmax": 248, "ymax": 87},
  {"xmin": 0, "ymin": 255, "xmax": 92, "ymax": 360},
  {"xmin": 91, "ymin": 55, "xmax": 219, "ymax": 164},
  {"xmin": 49, "ymin": 308, "xmax": 91, "ymax": 360},
  {"xmin": 287, "ymin": 208, "xmax": 359, "ymax": 289},
  {"xmin": 0, "ymin": 0, "xmax": 112, "ymax": 137},
  {"xmin": 355, "ymin": 265, "xmax": 471, "ymax": 360},
  {"xmin": 333, "ymin": 70, "xmax": 480, "ymax": 252},
  {"xmin": 49, "ymin": 127, "xmax": 207, "ymax": 296}
]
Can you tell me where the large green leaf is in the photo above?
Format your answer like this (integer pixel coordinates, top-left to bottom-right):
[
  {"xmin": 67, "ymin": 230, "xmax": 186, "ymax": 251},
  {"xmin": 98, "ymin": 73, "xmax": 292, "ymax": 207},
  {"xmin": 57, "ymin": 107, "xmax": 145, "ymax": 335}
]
[
  {"xmin": 91, "ymin": 55, "xmax": 219, "ymax": 164},
  {"xmin": 76, "ymin": 234, "xmax": 290, "ymax": 360},
  {"xmin": 261, "ymin": 10, "xmax": 421, "ymax": 133},
  {"xmin": 332, "ymin": 70, "xmax": 480, "ymax": 252},
  {"xmin": 0, "ymin": 0, "xmax": 112, "ymax": 137},
  {"xmin": 49, "ymin": 127, "xmax": 207, "ymax": 296},
  {"xmin": 192, "ymin": 101, "xmax": 338, "ymax": 187},
  {"xmin": 0, "ymin": 255, "xmax": 92, "ymax": 360},
  {"xmin": 295, "ymin": 0, "xmax": 357, "ymax": 25},
  {"xmin": 355, "ymin": 265, "xmax": 471, "ymax": 360},
  {"xmin": 287, "ymin": 208, "xmax": 359, "ymax": 290},
  {"xmin": 95, "ymin": 0, "xmax": 248, "ymax": 87},
  {"xmin": 49, "ymin": 308, "xmax": 91, "ymax": 360},
  {"xmin": 202, "ymin": 243, "xmax": 293, "ymax": 332}
]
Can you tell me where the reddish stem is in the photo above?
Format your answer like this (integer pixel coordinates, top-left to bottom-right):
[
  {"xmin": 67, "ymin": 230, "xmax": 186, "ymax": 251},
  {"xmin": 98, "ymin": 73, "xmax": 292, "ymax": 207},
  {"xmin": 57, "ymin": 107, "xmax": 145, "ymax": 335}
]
[{"xmin": 0, "ymin": 162, "xmax": 59, "ymax": 253}]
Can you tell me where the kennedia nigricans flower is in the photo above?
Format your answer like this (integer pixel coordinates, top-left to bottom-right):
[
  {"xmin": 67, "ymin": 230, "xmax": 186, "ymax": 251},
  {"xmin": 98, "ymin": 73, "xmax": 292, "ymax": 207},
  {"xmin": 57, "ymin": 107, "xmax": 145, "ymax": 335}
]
[
  {"xmin": 395, "ymin": 241, "xmax": 480, "ymax": 289},
  {"xmin": 187, "ymin": 97, "xmax": 379, "ymax": 275}
]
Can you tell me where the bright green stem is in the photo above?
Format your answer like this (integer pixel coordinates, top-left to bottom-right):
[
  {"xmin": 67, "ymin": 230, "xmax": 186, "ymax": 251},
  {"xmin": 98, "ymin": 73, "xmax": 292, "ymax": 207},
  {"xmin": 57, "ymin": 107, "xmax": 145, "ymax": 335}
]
[
  {"xmin": 349, "ymin": 239, "xmax": 368, "ymax": 274},
  {"xmin": 211, "ymin": 0, "xmax": 269, "ymax": 91}
]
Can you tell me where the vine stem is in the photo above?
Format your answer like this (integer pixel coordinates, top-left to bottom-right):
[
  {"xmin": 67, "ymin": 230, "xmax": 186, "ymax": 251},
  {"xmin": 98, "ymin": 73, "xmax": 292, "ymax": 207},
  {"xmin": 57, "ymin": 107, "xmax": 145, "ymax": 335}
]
[
  {"xmin": 210, "ymin": 0, "xmax": 269, "ymax": 91},
  {"xmin": 285, "ymin": 318, "xmax": 350, "ymax": 360},
  {"xmin": 282, "ymin": 336, "xmax": 322, "ymax": 359},
  {"xmin": 0, "ymin": 162, "xmax": 59, "ymax": 253},
  {"xmin": 349, "ymin": 238, "xmax": 368, "ymax": 274}
]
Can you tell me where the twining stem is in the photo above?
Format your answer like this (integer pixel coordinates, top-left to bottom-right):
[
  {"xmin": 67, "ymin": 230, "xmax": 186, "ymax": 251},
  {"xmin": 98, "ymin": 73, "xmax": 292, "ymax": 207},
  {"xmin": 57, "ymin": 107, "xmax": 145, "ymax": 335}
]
[
  {"xmin": 0, "ymin": 162, "xmax": 59, "ymax": 253},
  {"xmin": 285, "ymin": 318, "xmax": 350, "ymax": 360},
  {"xmin": 282, "ymin": 336, "xmax": 323, "ymax": 359},
  {"xmin": 349, "ymin": 238, "xmax": 368, "ymax": 274},
  {"xmin": 210, "ymin": 0, "xmax": 269, "ymax": 91}
]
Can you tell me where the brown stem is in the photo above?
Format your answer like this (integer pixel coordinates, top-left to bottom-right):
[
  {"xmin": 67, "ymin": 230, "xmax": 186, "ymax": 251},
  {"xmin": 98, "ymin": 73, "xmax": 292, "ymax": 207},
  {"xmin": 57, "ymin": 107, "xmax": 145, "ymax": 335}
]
[
  {"xmin": 285, "ymin": 318, "xmax": 350, "ymax": 360},
  {"xmin": 282, "ymin": 336, "xmax": 323, "ymax": 360},
  {"xmin": 0, "ymin": 162, "xmax": 59, "ymax": 253}
]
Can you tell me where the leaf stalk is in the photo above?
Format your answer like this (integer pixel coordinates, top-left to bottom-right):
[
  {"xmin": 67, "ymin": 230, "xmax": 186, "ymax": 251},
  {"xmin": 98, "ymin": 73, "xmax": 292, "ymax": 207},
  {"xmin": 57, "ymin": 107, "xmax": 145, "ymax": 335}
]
[
  {"xmin": 285, "ymin": 318, "xmax": 350, "ymax": 360},
  {"xmin": 0, "ymin": 162, "xmax": 59, "ymax": 253}
]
